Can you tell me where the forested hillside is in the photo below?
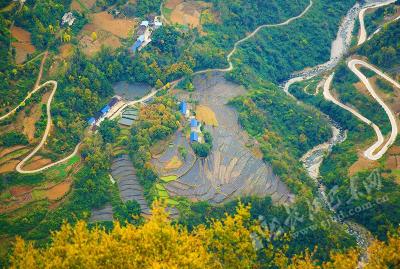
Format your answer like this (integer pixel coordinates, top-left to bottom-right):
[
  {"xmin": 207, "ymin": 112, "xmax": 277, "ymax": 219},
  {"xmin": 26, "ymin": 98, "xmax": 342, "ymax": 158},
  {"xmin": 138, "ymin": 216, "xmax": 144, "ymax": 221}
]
[
  {"xmin": 290, "ymin": 17, "xmax": 400, "ymax": 241},
  {"xmin": 358, "ymin": 18, "xmax": 400, "ymax": 69},
  {"xmin": 9, "ymin": 203, "xmax": 400, "ymax": 268},
  {"xmin": 1, "ymin": 0, "xmax": 400, "ymax": 267},
  {"xmin": 229, "ymin": 0, "xmax": 356, "ymax": 84}
]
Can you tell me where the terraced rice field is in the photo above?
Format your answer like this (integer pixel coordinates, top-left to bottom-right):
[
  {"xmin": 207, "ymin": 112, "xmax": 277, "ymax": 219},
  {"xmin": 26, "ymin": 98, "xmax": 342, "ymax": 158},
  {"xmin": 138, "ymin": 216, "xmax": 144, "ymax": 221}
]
[
  {"xmin": 90, "ymin": 203, "xmax": 114, "ymax": 222},
  {"xmin": 111, "ymin": 155, "xmax": 150, "ymax": 215},
  {"xmin": 163, "ymin": 73, "xmax": 294, "ymax": 204},
  {"xmin": 152, "ymin": 131, "xmax": 196, "ymax": 177}
]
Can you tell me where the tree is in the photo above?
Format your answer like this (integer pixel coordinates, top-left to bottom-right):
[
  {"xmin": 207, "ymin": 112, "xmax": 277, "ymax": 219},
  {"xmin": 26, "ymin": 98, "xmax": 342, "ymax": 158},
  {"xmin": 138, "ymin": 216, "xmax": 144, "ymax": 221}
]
[
  {"xmin": 98, "ymin": 119, "xmax": 120, "ymax": 144},
  {"xmin": 62, "ymin": 32, "xmax": 71, "ymax": 43},
  {"xmin": 191, "ymin": 142, "xmax": 211, "ymax": 157},
  {"xmin": 10, "ymin": 203, "xmax": 256, "ymax": 268},
  {"xmin": 155, "ymin": 79, "xmax": 163, "ymax": 89},
  {"xmin": 0, "ymin": 131, "xmax": 29, "ymax": 147},
  {"xmin": 10, "ymin": 201, "xmax": 400, "ymax": 268},
  {"xmin": 91, "ymin": 31, "xmax": 97, "ymax": 42}
]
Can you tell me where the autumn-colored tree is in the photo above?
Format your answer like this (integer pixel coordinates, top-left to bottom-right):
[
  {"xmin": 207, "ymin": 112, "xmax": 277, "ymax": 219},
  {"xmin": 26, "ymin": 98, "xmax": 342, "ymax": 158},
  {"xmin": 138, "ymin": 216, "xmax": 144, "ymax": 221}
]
[
  {"xmin": 91, "ymin": 31, "xmax": 97, "ymax": 42},
  {"xmin": 155, "ymin": 79, "xmax": 164, "ymax": 89},
  {"xmin": 62, "ymin": 32, "xmax": 71, "ymax": 43},
  {"xmin": 10, "ymin": 203, "xmax": 262, "ymax": 268},
  {"xmin": 9, "ymin": 201, "xmax": 400, "ymax": 268},
  {"xmin": 364, "ymin": 230, "xmax": 400, "ymax": 269}
]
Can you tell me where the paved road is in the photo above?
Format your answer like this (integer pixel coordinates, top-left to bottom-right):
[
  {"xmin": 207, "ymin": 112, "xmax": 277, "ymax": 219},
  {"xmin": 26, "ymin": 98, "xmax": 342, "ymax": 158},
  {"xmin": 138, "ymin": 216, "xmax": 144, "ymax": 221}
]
[
  {"xmin": 323, "ymin": 59, "xmax": 400, "ymax": 160},
  {"xmin": 14, "ymin": 80, "xmax": 81, "ymax": 174},
  {"xmin": 358, "ymin": 0, "xmax": 397, "ymax": 46}
]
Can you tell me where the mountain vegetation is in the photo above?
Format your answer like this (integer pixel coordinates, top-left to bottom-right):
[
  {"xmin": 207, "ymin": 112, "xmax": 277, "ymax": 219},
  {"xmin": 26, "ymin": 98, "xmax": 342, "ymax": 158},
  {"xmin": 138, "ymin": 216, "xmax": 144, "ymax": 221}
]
[
  {"xmin": 9, "ymin": 203, "xmax": 400, "ymax": 268},
  {"xmin": 1, "ymin": 0, "xmax": 400, "ymax": 266}
]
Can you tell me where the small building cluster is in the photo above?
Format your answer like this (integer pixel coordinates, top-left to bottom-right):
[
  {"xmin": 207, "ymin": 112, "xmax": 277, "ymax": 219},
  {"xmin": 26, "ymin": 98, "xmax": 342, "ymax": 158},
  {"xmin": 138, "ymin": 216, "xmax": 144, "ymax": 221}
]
[
  {"xmin": 180, "ymin": 101, "xmax": 203, "ymax": 143},
  {"xmin": 88, "ymin": 96, "xmax": 121, "ymax": 130},
  {"xmin": 61, "ymin": 12, "xmax": 76, "ymax": 27},
  {"xmin": 130, "ymin": 15, "xmax": 163, "ymax": 53},
  {"xmin": 119, "ymin": 107, "xmax": 139, "ymax": 127},
  {"xmin": 179, "ymin": 101, "xmax": 190, "ymax": 118}
]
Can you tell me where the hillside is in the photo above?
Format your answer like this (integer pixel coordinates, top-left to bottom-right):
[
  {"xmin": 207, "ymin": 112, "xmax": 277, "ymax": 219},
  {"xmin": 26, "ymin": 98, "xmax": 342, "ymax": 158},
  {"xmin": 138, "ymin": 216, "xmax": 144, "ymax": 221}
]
[{"xmin": 0, "ymin": 0, "xmax": 400, "ymax": 267}]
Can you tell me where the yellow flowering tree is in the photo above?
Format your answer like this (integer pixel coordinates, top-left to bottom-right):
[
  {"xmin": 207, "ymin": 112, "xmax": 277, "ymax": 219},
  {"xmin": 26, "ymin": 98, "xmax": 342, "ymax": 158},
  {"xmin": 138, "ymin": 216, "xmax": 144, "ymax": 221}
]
[{"xmin": 9, "ymin": 202, "xmax": 400, "ymax": 268}]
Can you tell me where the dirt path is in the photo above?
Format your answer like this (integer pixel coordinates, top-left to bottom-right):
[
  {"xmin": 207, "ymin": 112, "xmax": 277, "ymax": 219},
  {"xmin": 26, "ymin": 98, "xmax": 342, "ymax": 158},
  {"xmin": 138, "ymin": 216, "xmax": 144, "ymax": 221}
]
[
  {"xmin": 34, "ymin": 51, "xmax": 48, "ymax": 88},
  {"xmin": 193, "ymin": 0, "xmax": 313, "ymax": 75},
  {"xmin": 0, "ymin": 78, "xmax": 81, "ymax": 174},
  {"xmin": 0, "ymin": 52, "xmax": 48, "ymax": 121}
]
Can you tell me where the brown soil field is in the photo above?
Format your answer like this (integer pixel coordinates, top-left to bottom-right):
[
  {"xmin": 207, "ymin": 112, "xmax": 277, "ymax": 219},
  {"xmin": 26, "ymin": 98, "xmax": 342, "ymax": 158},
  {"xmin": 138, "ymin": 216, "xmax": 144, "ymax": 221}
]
[
  {"xmin": 0, "ymin": 145, "xmax": 26, "ymax": 158},
  {"xmin": 45, "ymin": 181, "xmax": 71, "ymax": 200},
  {"xmin": 23, "ymin": 156, "xmax": 52, "ymax": 170},
  {"xmin": 71, "ymin": 0, "xmax": 96, "ymax": 10},
  {"xmin": 165, "ymin": 156, "xmax": 183, "ymax": 170},
  {"xmin": 9, "ymin": 186, "xmax": 32, "ymax": 197},
  {"xmin": 169, "ymin": 1, "xmax": 211, "ymax": 29},
  {"xmin": 81, "ymin": 0, "xmax": 97, "ymax": 7},
  {"xmin": 0, "ymin": 160, "xmax": 19, "ymax": 174},
  {"xmin": 79, "ymin": 31, "xmax": 121, "ymax": 56},
  {"xmin": 385, "ymin": 155, "xmax": 398, "ymax": 170},
  {"xmin": 385, "ymin": 146, "xmax": 400, "ymax": 170},
  {"xmin": 90, "ymin": 12, "xmax": 136, "ymax": 38},
  {"xmin": 59, "ymin": 44, "xmax": 74, "ymax": 59},
  {"xmin": 388, "ymin": 145, "xmax": 400, "ymax": 155},
  {"xmin": 165, "ymin": 0, "xmax": 183, "ymax": 9},
  {"xmin": 348, "ymin": 154, "xmax": 379, "ymax": 176},
  {"xmin": 11, "ymin": 26, "xmax": 36, "ymax": 64},
  {"xmin": 22, "ymin": 91, "xmax": 50, "ymax": 141},
  {"xmin": 196, "ymin": 105, "xmax": 218, "ymax": 126},
  {"xmin": 71, "ymin": 0, "xmax": 84, "ymax": 12},
  {"xmin": 353, "ymin": 81, "xmax": 371, "ymax": 98}
]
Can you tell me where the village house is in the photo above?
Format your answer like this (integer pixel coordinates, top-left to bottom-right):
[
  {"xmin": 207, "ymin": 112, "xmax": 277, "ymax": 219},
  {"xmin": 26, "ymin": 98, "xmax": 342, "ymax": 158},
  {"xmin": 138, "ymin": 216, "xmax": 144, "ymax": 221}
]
[
  {"xmin": 179, "ymin": 101, "xmax": 190, "ymax": 118},
  {"xmin": 61, "ymin": 12, "xmax": 75, "ymax": 27},
  {"xmin": 130, "ymin": 16, "xmax": 163, "ymax": 53},
  {"xmin": 190, "ymin": 118, "xmax": 201, "ymax": 133}
]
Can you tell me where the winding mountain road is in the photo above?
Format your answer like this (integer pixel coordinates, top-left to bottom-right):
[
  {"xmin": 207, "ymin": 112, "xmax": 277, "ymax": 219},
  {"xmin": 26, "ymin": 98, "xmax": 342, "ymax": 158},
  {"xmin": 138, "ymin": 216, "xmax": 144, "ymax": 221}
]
[
  {"xmin": 358, "ymin": 0, "xmax": 397, "ymax": 46},
  {"xmin": 10, "ymin": 80, "xmax": 81, "ymax": 174},
  {"xmin": 323, "ymin": 60, "xmax": 400, "ymax": 160}
]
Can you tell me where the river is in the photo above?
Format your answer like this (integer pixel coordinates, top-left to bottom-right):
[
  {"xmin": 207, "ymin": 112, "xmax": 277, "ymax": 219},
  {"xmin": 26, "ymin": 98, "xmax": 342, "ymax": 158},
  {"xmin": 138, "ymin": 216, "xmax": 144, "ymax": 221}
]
[{"xmin": 283, "ymin": 0, "xmax": 394, "ymax": 254}]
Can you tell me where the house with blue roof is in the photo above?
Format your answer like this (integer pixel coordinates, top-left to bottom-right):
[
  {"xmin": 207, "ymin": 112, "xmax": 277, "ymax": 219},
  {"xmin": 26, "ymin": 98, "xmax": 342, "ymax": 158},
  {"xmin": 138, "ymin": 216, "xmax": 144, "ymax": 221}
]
[
  {"xmin": 190, "ymin": 131, "xmax": 199, "ymax": 142},
  {"xmin": 180, "ymin": 101, "xmax": 188, "ymax": 116},
  {"xmin": 190, "ymin": 118, "xmax": 198, "ymax": 128},
  {"xmin": 88, "ymin": 117, "xmax": 96, "ymax": 126},
  {"xmin": 190, "ymin": 117, "xmax": 201, "ymax": 132},
  {"xmin": 101, "ymin": 105, "xmax": 110, "ymax": 115},
  {"xmin": 131, "ymin": 40, "xmax": 143, "ymax": 52}
]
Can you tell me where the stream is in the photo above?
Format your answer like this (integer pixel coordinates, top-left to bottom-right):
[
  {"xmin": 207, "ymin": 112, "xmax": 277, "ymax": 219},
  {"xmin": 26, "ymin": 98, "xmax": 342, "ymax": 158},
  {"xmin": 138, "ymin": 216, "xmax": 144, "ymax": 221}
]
[{"xmin": 282, "ymin": 0, "xmax": 393, "ymax": 254}]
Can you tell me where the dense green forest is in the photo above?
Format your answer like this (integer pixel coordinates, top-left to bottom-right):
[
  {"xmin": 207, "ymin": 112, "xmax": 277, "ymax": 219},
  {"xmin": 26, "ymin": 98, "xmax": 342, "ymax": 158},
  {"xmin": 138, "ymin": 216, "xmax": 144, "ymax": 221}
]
[
  {"xmin": 332, "ymin": 62, "xmax": 392, "ymax": 135},
  {"xmin": 188, "ymin": 0, "xmax": 309, "ymax": 70},
  {"xmin": 178, "ymin": 196, "xmax": 355, "ymax": 262},
  {"xmin": 230, "ymin": 81, "xmax": 331, "ymax": 194},
  {"xmin": 287, "ymin": 12, "xmax": 400, "ymax": 240},
  {"xmin": 358, "ymin": 18, "xmax": 400, "ymax": 69},
  {"xmin": 364, "ymin": 3, "xmax": 398, "ymax": 39},
  {"xmin": 229, "ymin": 0, "xmax": 355, "ymax": 85}
]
